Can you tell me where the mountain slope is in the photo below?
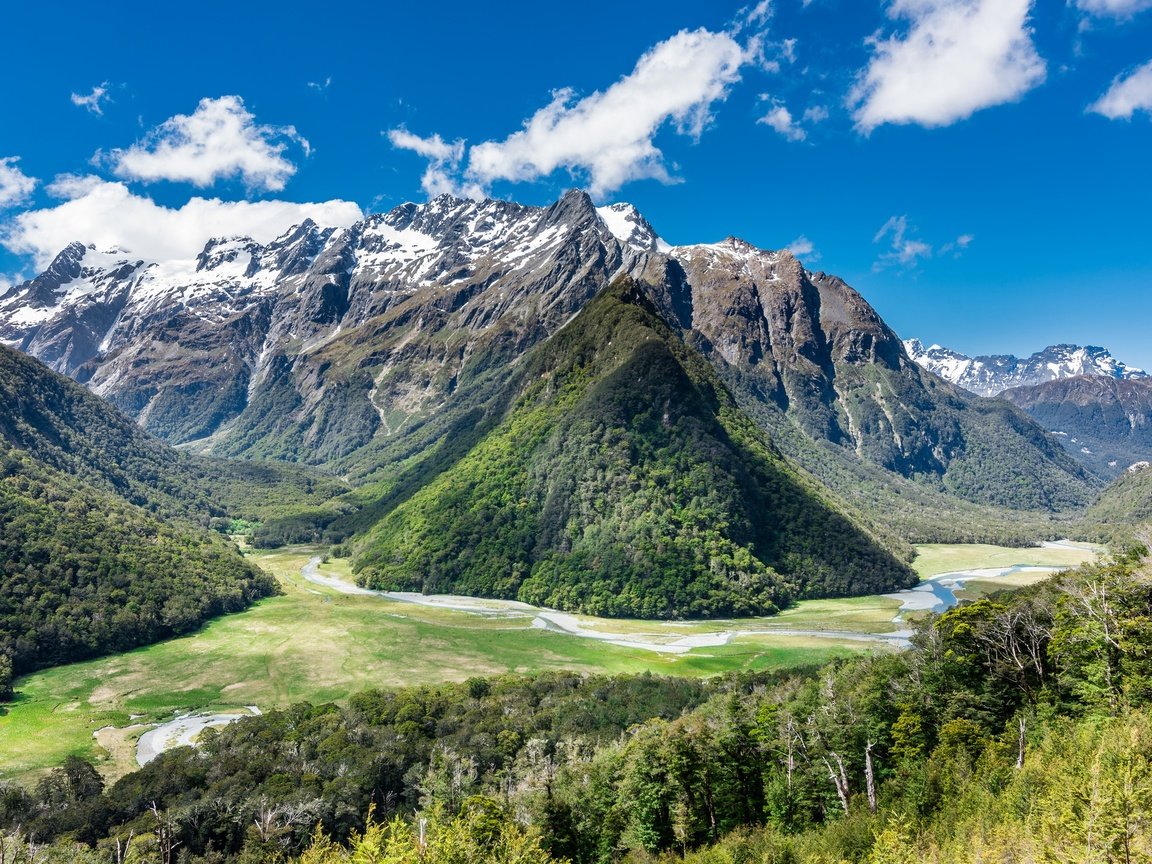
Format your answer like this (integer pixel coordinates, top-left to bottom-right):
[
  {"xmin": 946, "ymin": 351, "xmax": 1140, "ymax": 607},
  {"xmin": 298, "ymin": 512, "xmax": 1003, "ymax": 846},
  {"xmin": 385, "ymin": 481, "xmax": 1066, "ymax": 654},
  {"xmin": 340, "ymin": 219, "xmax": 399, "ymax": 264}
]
[
  {"xmin": 1078, "ymin": 461, "xmax": 1152, "ymax": 544},
  {"xmin": 353, "ymin": 282, "xmax": 917, "ymax": 618},
  {"xmin": 672, "ymin": 243, "xmax": 1097, "ymax": 513},
  {"xmin": 0, "ymin": 345, "xmax": 275, "ymax": 675},
  {"xmin": 0, "ymin": 191, "xmax": 1097, "ymax": 530},
  {"xmin": 998, "ymin": 375, "xmax": 1152, "ymax": 478},
  {"xmin": 905, "ymin": 339, "xmax": 1147, "ymax": 397}
]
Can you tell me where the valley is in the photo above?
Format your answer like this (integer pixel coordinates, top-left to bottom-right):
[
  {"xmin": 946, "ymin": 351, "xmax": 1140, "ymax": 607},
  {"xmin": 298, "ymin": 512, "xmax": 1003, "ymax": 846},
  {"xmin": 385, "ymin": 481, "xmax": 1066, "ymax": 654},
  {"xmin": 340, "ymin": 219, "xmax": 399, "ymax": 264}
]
[
  {"xmin": 0, "ymin": 194, "xmax": 1143, "ymax": 863},
  {"xmin": 0, "ymin": 541, "xmax": 1096, "ymax": 786},
  {"xmin": 2, "ymin": 0, "xmax": 1150, "ymax": 852}
]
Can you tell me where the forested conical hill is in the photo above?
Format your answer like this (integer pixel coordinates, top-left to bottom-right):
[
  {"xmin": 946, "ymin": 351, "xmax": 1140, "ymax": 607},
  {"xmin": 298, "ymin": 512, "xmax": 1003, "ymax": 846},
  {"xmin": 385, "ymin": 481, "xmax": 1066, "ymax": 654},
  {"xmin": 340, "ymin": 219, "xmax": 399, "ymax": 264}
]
[
  {"xmin": 352, "ymin": 281, "xmax": 917, "ymax": 618},
  {"xmin": 0, "ymin": 344, "xmax": 275, "ymax": 676}
]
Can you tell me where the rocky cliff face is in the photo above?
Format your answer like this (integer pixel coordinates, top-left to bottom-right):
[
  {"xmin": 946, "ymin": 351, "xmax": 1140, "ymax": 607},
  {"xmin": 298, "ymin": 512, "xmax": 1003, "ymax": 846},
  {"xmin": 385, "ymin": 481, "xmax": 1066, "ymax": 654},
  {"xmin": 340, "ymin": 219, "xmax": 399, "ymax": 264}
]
[
  {"xmin": 0, "ymin": 190, "xmax": 1095, "ymax": 510},
  {"xmin": 999, "ymin": 376, "xmax": 1152, "ymax": 478}
]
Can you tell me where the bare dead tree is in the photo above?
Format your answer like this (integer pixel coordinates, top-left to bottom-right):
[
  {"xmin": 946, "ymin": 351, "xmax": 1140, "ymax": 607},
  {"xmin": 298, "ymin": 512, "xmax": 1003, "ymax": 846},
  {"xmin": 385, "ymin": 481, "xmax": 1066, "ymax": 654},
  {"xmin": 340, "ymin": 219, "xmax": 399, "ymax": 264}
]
[
  {"xmin": 150, "ymin": 801, "xmax": 182, "ymax": 864},
  {"xmin": 821, "ymin": 753, "xmax": 851, "ymax": 815},
  {"xmin": 782, "ymin": 713, "xmax": 800, "ymax": 793},
  {"xmin": 864, "ymin": 740, "xmax": 877, "ymax": 813},
  {"xmin": 978, "ymin": 600, "xmax": 1054, "ymax": 696}
]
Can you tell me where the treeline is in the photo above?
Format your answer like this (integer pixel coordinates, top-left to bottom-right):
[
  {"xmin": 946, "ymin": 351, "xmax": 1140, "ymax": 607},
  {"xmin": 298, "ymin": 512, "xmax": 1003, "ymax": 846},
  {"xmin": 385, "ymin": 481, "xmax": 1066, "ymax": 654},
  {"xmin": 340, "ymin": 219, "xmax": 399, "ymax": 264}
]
[
  {"xmin": 0, "ymin": 345, "xmax": 286, "ymax": 676},
  {"xmin": 1077, "ymin": 462, "xmax": 1152, "ymax": 545},
  {"xmin": 0, "ymin": 672, "xmax": 741, "ymax": 859},
  {"xmin": 6, "ymin": 545, "xmax": 1152, "ymax": 861},
  {"xmin": 0, "ymin": 344, "xmax": 220, "ymax": 521},
  {"xmin": 188, "ymin": 456, "xmax": 353, "ymax": 546}
]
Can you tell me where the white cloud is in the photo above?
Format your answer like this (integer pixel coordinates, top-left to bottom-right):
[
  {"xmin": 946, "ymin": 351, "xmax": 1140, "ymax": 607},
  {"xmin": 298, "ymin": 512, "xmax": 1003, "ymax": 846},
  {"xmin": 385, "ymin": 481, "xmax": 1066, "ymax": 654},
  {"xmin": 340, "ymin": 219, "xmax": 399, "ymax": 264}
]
[
  {"xmin": 785, "ymin": 235, "xmax": 819, "ymax": 261},
  {"xmin": 71, "ymin": 82, "xmax": 112, "ymax": 115},
  {"xmin": 940, "ymin": 233, "xmax": 975, "ymax": 256},
  {"xmin": 1089, "ymin": 60, "xmax": 1152, "ymax": 118},
  {"xmin": 0, "ymin": 157, "xmax": 37, "ymax": 209},
  {"xmin": 1075, "ymin": 0, "xmax": 1152, "ymax": 17},
  {"xmin": 391, "ymin": 28, "xmax": 749, "ymax": 200},
  {"xmin": 1, "ymin": 178, "xmax": 362, "ymax": 268},
  {"xmin": 873, "ymin": 215, "xmax": 934, "ymax": 269},
  {"xmin": 850, "ymin": 0, "xmax": 1047, "ymax": 133},
  {"xmin": 467, "ymin": 28, "xmax": 747, "ymax": 196},
  {"xmin": 387, "ymin": 129, "xmax": 484, "ymax": 199},
  {"xmin": 307, "ymin": 77, "xmax": 332, "ymax": 92},
  {"xmin": 802, "ymin": 105, "xmax": 830, "ymax": 123},
  {"xmin": 873, "ymin": 217, "xmax": 973, "ymax": 269},
  {"xmin": 106, "ymin": 95, "xmax": 309, "ymax": 191},
  {"xmin": 758, "ymin": 99, "xmax": 807, "ymax": 141},
  {"xmin": 388, "ymin": 129, "xmax": 461, "ymax": 162},
  {"xmin": 742, "ymin": 0, "xmax": 773, "ymax": 29}
]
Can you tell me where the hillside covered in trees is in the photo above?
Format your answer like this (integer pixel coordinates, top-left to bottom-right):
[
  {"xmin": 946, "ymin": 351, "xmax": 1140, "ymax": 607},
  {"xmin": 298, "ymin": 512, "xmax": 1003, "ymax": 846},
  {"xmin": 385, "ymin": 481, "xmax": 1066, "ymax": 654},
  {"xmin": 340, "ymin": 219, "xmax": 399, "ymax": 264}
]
[
  {"xmin": 5, "ymin": 544, "xmax": 1152, "ymax": 862},
  {"xmin": 1079, "ymin": 462, "xmax": 1152, "ymax": 545},
  {"xmin": 353, "ymin": 282, "xmax": 916, "ymax": 618},
  {"xmin": 0, "ymin": 345, "xmax": 276, "ymax": 676}
]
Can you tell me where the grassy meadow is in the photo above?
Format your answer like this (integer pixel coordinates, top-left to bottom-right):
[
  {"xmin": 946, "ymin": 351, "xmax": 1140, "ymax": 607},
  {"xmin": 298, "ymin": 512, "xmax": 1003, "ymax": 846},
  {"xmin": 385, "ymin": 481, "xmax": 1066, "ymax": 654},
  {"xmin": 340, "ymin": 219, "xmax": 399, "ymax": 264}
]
[
  {"xmin": 0, "ymin": 540, "xmax": 1099, "ymax": 785},
  {"xmin": 0, "ymin": 547, "xmax": 855, "ymax": 783},
  {"xmin": 911, "ymin": 541, "xmax": 1096, "ymax": 578}
]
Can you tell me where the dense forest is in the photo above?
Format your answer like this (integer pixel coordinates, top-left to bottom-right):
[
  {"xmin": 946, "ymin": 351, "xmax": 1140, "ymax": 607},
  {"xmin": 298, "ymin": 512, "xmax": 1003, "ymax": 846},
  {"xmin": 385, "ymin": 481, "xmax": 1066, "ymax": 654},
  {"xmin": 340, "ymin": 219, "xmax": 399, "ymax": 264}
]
[
  {"xmin": 0, "ymin": 346, "xmax": 282, "ymax": 675},
  {"xmin": 1079, "ymin": 463, "xmax": 1152, "ymax": 545},
  {"xmin": 5, "ymin": 545, "xmax": 1151, "ymax": 862},
  {"xmin": 353, "ymin": 283, "xmax": 916, "ymax": 618},
  {"xmin": 0, "ymin": 448, "xmax": 275, "ymax": 675}
]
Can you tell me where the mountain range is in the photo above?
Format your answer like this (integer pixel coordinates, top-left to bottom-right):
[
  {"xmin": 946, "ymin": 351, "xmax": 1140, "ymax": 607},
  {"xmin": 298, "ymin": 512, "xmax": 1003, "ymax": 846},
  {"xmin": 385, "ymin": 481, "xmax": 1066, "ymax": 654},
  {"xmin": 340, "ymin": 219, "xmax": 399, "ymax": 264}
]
[
  {"xmin": 905, "ymin": 339, "xmax": 1152, "ymax": 477},
  {"xmin": 904, "ymin": 339, "xmax": 1147, "ymax": 397},
  {"xmin": 998, "ymin": 376, "xmax": 1152, "ymax": 478},
  {"xmin": 0, "ymin": 190, "xmax": 1108, "ymax": 624}
]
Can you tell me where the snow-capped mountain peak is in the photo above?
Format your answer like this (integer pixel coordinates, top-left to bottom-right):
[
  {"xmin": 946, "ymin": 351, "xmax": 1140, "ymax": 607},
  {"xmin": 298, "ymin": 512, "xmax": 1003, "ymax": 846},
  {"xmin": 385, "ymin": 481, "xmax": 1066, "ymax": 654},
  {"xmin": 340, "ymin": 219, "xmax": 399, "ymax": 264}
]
[
  {"xmin": 905, "ymin": 338, "xmax": 1148, "ymax": 396},
  {"xmin": 0, "ymin": 191, "xmax": 674, "ymax": 385},
  {"xmin": 595, "ymin": 202, "xmax": 671, "ymax": 253}
]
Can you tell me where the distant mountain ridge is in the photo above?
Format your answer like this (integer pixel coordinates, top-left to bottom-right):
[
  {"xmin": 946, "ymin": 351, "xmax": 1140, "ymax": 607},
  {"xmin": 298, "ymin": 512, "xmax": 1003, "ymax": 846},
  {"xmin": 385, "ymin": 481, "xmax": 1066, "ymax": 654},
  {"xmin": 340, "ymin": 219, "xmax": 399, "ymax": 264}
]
[
  {"xmin": 997, "ymin": 376, "xmax": 1152, "ymax": 479},
  {"xmin": 904, "ymin": 339, "xmax": 1147, "ymax": 397}
]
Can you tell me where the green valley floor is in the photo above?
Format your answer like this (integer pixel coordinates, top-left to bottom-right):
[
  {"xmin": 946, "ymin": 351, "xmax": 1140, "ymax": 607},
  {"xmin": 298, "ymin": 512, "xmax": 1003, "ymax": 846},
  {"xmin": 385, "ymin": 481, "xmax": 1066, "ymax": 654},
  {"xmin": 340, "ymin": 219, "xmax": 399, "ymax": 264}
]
[{"xmin": 0, "ymin": 541, "xmax": 1097, "ymax": 784}]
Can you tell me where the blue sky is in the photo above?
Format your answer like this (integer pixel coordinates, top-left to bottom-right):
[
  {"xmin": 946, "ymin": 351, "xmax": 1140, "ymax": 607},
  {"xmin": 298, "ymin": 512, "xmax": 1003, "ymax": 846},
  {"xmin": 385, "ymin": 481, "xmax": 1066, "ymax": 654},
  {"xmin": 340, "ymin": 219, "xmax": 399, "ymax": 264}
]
[{"xmin": 1, "ymin": 0, "xmax": 1150, "ymax": 366}]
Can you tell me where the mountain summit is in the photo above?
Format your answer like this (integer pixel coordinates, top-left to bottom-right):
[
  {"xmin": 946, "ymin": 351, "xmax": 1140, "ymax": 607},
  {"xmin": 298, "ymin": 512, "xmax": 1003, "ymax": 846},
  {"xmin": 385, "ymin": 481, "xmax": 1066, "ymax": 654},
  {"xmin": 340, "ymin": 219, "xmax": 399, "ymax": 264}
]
[{"xmin": 904, "ymin": 339, "xmax": 1147, "ymax": 397}]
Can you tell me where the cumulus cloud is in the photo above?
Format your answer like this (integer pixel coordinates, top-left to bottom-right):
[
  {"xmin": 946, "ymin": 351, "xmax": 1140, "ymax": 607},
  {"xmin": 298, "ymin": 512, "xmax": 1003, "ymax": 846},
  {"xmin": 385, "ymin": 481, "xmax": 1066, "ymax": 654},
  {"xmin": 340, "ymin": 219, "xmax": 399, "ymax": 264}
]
[
  {"xmin": 1, "ymin": 178, "xmax": 362, "ymax": 268},
  {"xmin": 106, "ymin": 95, "xmax": 309, "ymax": 191},
  {"xmin": 0, "ymin": 157, "xmax": 37, "ymax": 209},
  {"xmin": 850, "ymin": 0, "xmax": 1046, "ymax": 133},
  {"xmin": 785, "ymin": 235, "xmax": 819, "ymax": 261},
  {"xmin": 1075, "ymin": 0, "xmax": 1152, "ymax": 16},
  {"xmin": 1089, "ymin": 60, "xmax": 1152, "ymax": 118},
  {"xmin": 467, "ymin": 29, "xmax": 747, "ymax": 196},
  {"xmin": 390, "ymin": 28, "xmax": 749, "ymax": 199},
  {"xmin": 71, "ymin": 82, "xmax": 112, "ymax": 115},
  {"xmin": 873, "ymin": 215, "xmax": 972, "ymax": 270},
  {"xmin": 387, "ymin": 129, "xmax": 485, "ymax": 198},
  {"xmin": 758, "ymin": 98, "xmax": 807, "ymax": 141}
]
